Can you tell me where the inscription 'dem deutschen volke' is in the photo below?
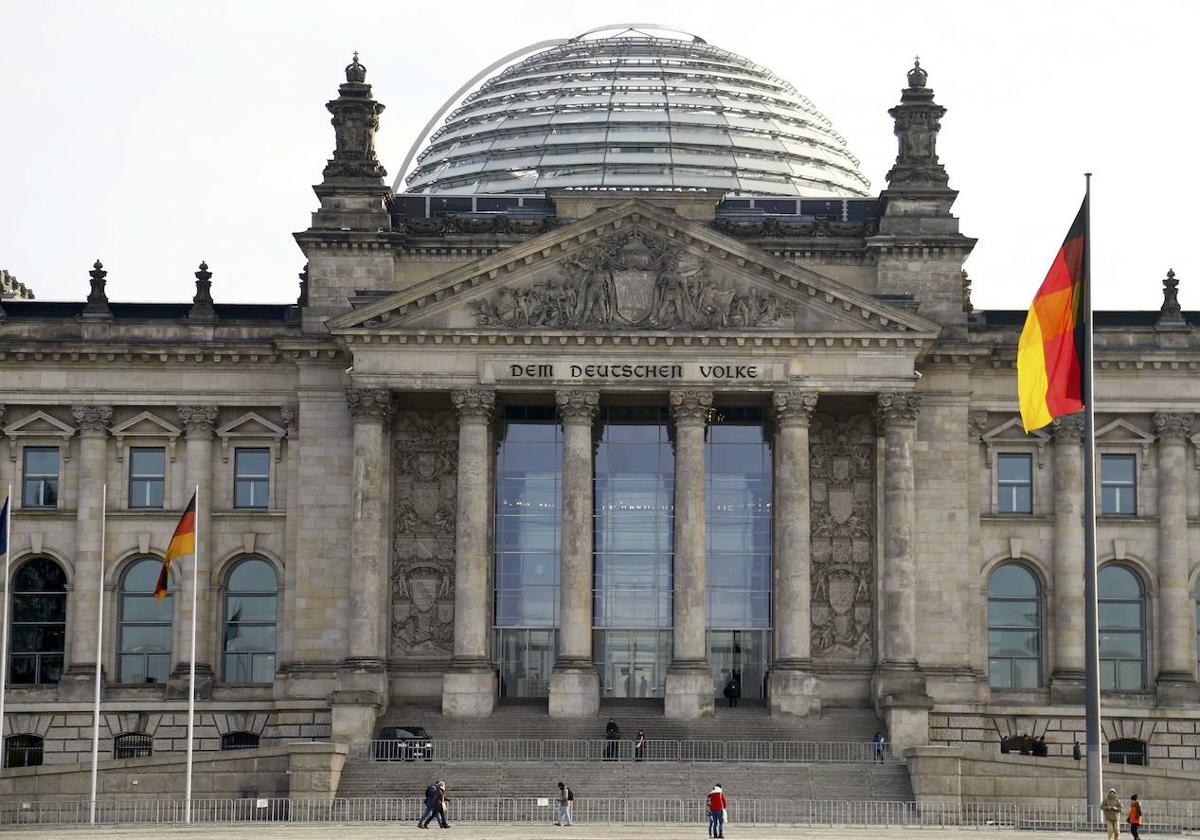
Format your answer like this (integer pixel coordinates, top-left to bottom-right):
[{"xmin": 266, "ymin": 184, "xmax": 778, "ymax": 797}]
[{"xmin": 482, "ymin": 360, "xmax": 784, "ymax": 384}]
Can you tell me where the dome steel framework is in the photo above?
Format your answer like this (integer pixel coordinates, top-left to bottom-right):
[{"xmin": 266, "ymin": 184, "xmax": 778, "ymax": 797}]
[{"xmin": 401, "ymin": 26, "xmax": 871, "ymax": 197}]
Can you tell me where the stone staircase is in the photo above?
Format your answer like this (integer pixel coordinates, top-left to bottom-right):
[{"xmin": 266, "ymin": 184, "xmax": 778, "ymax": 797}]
[{"xmin": 335, "ymin": 701, "xmax": 912, "ymax": 803}]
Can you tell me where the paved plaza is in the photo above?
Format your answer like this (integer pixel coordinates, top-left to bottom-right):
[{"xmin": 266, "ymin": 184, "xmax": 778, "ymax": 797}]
[{"xmin": 0, "ymin": 825, "xmax": 1174, "ymax": 840}]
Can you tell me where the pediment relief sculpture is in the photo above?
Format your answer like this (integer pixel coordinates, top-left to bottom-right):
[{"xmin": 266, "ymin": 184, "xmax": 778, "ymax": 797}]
[{"xmin": 469, "ymin": 230, "xmax": 795, "ymax": 331}]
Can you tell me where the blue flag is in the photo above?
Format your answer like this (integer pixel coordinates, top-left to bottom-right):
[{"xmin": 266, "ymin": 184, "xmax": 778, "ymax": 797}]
[{"xmin": 0, "ymin": 496, "xmax": 7, "ymax": 557}]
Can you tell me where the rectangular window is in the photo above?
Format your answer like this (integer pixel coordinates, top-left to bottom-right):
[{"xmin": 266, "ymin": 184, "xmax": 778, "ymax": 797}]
[
  {"xmin": 22, "ymin": 448, "xmax": 59, "ymax": 508},
  {"xmin": 233, "ymin": 448, "xmax": 270, "ymax": 509},
  {"xmin": 128, "ymin": 448, "xmax": 166, "ymax": 509},
  {"xmin": 1101, "ymin": 454, "xmax": 1137, "ymax": 516},
  {"xmin": 996, "ymin": 453, "xmax": 1033, "ymax": 514}
]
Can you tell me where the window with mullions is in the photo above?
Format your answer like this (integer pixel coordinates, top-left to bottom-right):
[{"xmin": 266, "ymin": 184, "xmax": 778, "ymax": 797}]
[
  {"xmin": 3, "ymin": 734, "xmax": 43, "ymax": 768},
  {"xmin": 1108, "ymin": 737, "xmax": 1147, "ymax": 766},
  {"xmin": 234, "ymin": 448, "xmax": 270, "ymax": 509},
  {"xmin": 9, "ymin": 557, "xmax": 66, "ymax": 685},
  {"xmin": 22, "ymin": 447, "xmax": 59, "ymax": 508},
  {"xmin": 1101, "ymin": 454, "xmax": 1137, "ymax": 515},
  {"xmin": 222, "ymin": 558, "xmax": 277, "ymax": 684},
  {"xmin": 128, "ymin": 448, "xmax": 166, "ymax": 509},
  {"xmin": 117, "ymin": 557, "xmax": 172, "ymax": 684},
  {"xmin": 1099, "ymin": 564, "xmax": 1146, "ymax": 690},
  {"xmin": 996, "ymin": 454, "xmax": 1033, "ymax": 514},
  {"xmin": 112, "ymin": 733, "xmax": 153, "ymax": 759},
  {"xmin": 987, "ymin": 564, "xmax": 1042, "ymax": 689},
  {"xmin": 220, "ymin": 732, "xmax": 260, "ymax": 751}
]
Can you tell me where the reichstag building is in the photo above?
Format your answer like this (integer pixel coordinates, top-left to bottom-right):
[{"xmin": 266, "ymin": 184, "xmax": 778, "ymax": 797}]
[{"xmin": 2, "ymin": 25, "xmax": 1198, "ymax": 769}]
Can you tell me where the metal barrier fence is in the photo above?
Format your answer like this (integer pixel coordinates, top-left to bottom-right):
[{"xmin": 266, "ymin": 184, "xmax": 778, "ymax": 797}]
[
  {"xmin": 2, "ymin": 796, "xmax": 1200, "ymax": 832},
  {"xmin": 350, "ymin": 738, "xmax": 890, "ymax": 764}
]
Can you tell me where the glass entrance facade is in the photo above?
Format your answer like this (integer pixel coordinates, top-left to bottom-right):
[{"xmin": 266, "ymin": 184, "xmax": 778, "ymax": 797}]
[
  {"xmin": 593, "ymin": 407, "xmax": 674, "ymax": 698},
  {"xmin": 493, "ymin": 406, "xmax": 561, "ymax": 697},
  {"xmin": 705, "ymin": 408, "xmax": 772, "ymax": 700}
]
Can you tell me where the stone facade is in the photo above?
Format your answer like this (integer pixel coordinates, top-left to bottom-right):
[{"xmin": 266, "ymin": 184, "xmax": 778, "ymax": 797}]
[{"xmin": 1, "ymin": 49, "xmax": 1199, "ymax": 776}]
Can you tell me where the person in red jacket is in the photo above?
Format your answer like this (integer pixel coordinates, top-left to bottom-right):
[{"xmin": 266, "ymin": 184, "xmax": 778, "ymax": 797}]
[
  {"xmin": 1128, "ymin": 794, "xmax": 1143, "ymax": 840},
  {"xmin": 707, "ymin": 784, "xmax": 727, "ymax": 838}
]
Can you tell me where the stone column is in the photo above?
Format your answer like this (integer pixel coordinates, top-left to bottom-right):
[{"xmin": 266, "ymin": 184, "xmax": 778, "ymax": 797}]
[
  {"xmin": 549, "ymin": 389, "xmax": 600, "ymax": 717},
  {"xmin": 1154, "ymin": 412, "xmax": 1198, "ymax": 703},
  {"xmin": 61, "ymin": 405, "xmax": 112, "ymax": 700},
  {"xmin": 768, "ymin": 390, "xmax": 821, "ymax": 717},
  {"xmin": 873, "ymin": 392, "xmax": 928, "ymax": 751},
  {"xmin": 1049, "ymin": 414, "xmax": 1085, "ymax": 702},
  {"xmin": 170, "ymin": 404, "xmax": 217, "ymax": 698},
  {"xmin": 345, "ymin": 388, "xmax": 393, "ymax": 668},
  {"xmin": 665, "ymin": 389, "xmax": 714, "ymax": 719},
  {"xmin": 442, "ymin": 388, "xmax": 497, "ymax": 717}
]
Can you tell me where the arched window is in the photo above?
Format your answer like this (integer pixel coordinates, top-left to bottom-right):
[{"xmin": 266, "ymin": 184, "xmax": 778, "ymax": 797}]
[
  {"xmin": 112, "ymin": 733, "xmax": 153, "ymax": 759},
  {"xmin": 1108, "ymin": 737, "xmax": 1148, "ymax": 766},
  {"xmin": 1099, "ymin": 565, "xmax": 1146, "ymax": 691},
  {"xmin": 4, "ymin": 734, "xmax": 44, "ymax": 768},
  {"xmin": 9, "ymin": 557, "xmax": 67, "ymax": 685},
  {"xmin": 987, "ymin": 563, "xmax": 1041, "ymax": 688},
  {"xmin": 118, "ymin": 557, "xmax": 172, "ymax": 684},
  {"xmin": 220, "ymin": 731, "xmax": 260, "ymax": 751},
  {"xmin": 222, "ymin": 558, "xmax": 277, "ymax": 684}
]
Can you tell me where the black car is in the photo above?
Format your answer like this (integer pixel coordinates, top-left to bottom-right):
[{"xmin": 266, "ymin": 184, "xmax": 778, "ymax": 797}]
[{"xmin": 373, "ymin": 726, "xmax": 433, "ymax": 761}]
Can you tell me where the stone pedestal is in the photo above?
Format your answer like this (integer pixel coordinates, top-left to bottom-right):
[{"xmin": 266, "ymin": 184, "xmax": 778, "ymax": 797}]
[
  {"xmin": 548, "ymin": 667, "xmax": 600, "ymax": 718},
  {"xmin": 768, "ymin": 668, "xmax": 821, "ymax": 717},
  {"xmin": 442, "ymin": 668, "xmax": 498, "ymax": 718},
  {"xmin": 665, "ymin": 666, "xmax": 714, "ymax": 720},
  {"xmin": 330, "ymin": 689, "xmax": 382, "ymax": 745},
  {"xmin": 881, "ymin": 696, "xmax": 932, "ymax": 756}
]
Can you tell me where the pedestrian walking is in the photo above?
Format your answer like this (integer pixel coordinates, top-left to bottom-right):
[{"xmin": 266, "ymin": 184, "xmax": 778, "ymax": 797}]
[
  {"xmin": 707, "ymin": 783, "xmax": 727, "ymax": 838},
  {"xmin": 1128, "ymin": 794, "xmax": 1143, "ymax": 840},
  {"xmin": 872, "ymin": 731, "xmax": 886, "ymax": 764},
  {"xmin": 634, "ymin": 729, "xmax": 647, "ymax": 762},
  {"xmin": 722, "ymin": 676, "xmax": 740, "ymax": 708},
  {"xmin": 555, "ymin": 781, "xmax": 574, "ymax": 826},
  {"xmin": 1101, "ymin": 788, "xmax": 1123, "ymax": 840},
  {"xmin": 418, "ymin": 780, "xmax": 448, "ymax": 829},
  {"xmin": 436, "ymin": 781, "xmax": 450, "ymax": 829}
]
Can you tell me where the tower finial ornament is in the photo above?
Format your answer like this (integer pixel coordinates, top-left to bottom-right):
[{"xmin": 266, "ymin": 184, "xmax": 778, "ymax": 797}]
[
  {"xmin": 189, "ymin": 261, "xmax": 216, "ymax": 321},
  {"xmin": 907, "ymin": 56, "xmax": 928, "ymax": 88},
  {"xmin": 1159, "ymin": 268, "xmax": 1185, "ymax": 326},
  {"xmin": 345, "ymin": 51, "xmax": 367, "ymax": 84},
  {"xmin": 323, "ymin": 54, "xmax": 386, "ymax": 180},
  {"xmin": 83, "ymin": 259, "xmax": 112, "ymax": 318}
]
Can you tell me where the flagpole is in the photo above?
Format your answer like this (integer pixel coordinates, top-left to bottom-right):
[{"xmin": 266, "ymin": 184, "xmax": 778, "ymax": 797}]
[
  {"xmin": 1080, "ymin": 172, "xmax": 1103, "ymax": 812},
  {"xmin": 0, "ymin": 486, "xmax": 12, "ymax": 778},
  {"xmin": 89, "ymin": 484, "xmax": 107, "ymax": 826},
  {"xmin": 184, "ymin": 484, "xmax": 199, "ymax": 824}
]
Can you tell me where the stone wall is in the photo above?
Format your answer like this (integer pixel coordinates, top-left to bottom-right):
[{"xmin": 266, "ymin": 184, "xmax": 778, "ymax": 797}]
[{"xmin": 0, "ymin": 742, "xmax": 345, "ymax": 802}]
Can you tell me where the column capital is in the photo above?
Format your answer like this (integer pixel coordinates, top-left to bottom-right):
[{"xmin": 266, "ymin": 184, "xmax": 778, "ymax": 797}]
[
  {"xmin": 669, "ymin": 389, "xmax": 712, "ymax": 426},
  {"xmin": 177, "ymin": 405, "xmax": 219, "ymax": 436},
  {"xmin": 70, "ymin": 405, "xmax": 112, "ymax": 434},
  {"xmin": 1051, "ymin": 414, "xmax": 1084, "ymax": 444},
  {"xmin": 968, "ymin": 410, "xmax": 989, "ymax": 442},
  {"xmin": 1155, "ymin": 411, "xmax": 1193, "ymax": 444},
  {"xmin": 280, "ymin": 405, "xmax": 298, "ymax": 434},
  {"xmin": 773, "ymin": 391, "xmax": 818, "ymax": 427},
  {"xmin": 450, "ymin": 388, "xmax": 496, "ymax": 420},
  {"xmin": 346, "ymin": 387, "xmax": 393, "ymax": 422},
  {"xmin": 873, "ymin": 392, "xmax": 920, "ymax": 429},
  {"xmin": 555, "ymin": 389, "xmax": 600, "ymax": 422}
]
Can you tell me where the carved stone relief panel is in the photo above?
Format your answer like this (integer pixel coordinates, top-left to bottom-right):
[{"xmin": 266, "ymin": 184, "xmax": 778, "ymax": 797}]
[
  {"xmin": 391, "ymin": 409, "xmax": 458, "ymax": 661},
  {"xmin": 809, "ymin": 412, "xmax": 876, "ymax": 664},
  {"xmin": 469, "ymin": 230, "xmax": 795, "ymax": 331}
]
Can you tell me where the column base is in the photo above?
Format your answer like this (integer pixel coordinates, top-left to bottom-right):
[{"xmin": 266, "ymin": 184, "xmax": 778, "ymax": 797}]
[
  {"xmin": 768, "ymin": 664, "xmax": 821, "ymax": 718},
  {"xmin": 1156, "ymin": 672, "xmax": 1200, "ymax": 705},
  {"xmin": 548, "ymin": 664, "xmax": 599, "ymax": 718},
  {"xmin": 337, "ymin": 658, "xmax": 389, "ymax": 699},
  {"xmin": 165, "ymin": 662, "xmax": 214, "ymax": 700},
  {"xmin": 665, "ymin": 664, "xmax": 714, "ymax": 720},
  {"xmin": 441, "ymin": 664, "xmax": 496, "ymax": 718},
  {"xmin": 1049, "ymin": 669, "xmax": 1086, "ymax": 704},
  {"xmin": 330, "ymin": 689, "xmax": 383, "ymax": 745},
  {"xmin": 57, "ymin": 665, "xmax": 104, "ymax": 701}
]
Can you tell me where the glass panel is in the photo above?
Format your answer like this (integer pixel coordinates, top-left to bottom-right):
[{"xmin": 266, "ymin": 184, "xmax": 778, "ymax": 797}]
[
  {"xmin": 1011, "ymin": 658, "xmax": 1040, "ymax": 689},
  {"xmin": 1101, "ymin": 601, "xmax": 1143, "ymax": 630},
  {"xmin": 122, "ymin": 558, "xmax": 165, "ymax": 593},
  {"xmin": 228, "ymin": 559, "xmax": 277, "ymax": 592},
  {"xmin": 121, "ymin": 594, "xmax": 172, "ymax": 623},
  {"xmin": 119, "ymin": 625, "xmax": 171, "ymax": 653},
  {"xmin": 988, "ymin": 629, "xmax": 1039, "ymax": 658},
  {"xmin": 23, "ymin": 448, "xmax": 58, "ymax": 476},
  {"xmin": 1102, "ymin": 455, "xmax": 1135, "ymax": 483},
  {"xmin": 235, "ymin": 449, "xmax": 270, "ymax": 477},
  {"xmin": 997, "ymin": 454, "xmax": 1032, "ymax": 483},
  {"xmin": 130, "ymin": 448, "xmax": 165, "ymax": 477},
  {"xmin": 1117, "ymin": 659, "xmax": 1144, "ymax": 690},
  {"xmin": 251, "ymin": 654, "xmax": 276, "ymax": 684},
  {"xmin": 989, "ymin": 564, "xmax": 1038, "ymax": 598},
  {"xmin": 987, "ymin": 600, "xmax": 1039, "ymax": 628},
  {"xmin": 12, "ymin": 593, "xmax": 66, "ymax": 623},
  {"xmin": 1099, "ymin": 565, "xmax": 1142, "ymax": 597},
  {"xmin": 223, "ymin": 624, "xmax": 276, "ymax": 652},
  {"xmin": 225, "ymin": 595, "xmax": 276, "ymax": 622}
]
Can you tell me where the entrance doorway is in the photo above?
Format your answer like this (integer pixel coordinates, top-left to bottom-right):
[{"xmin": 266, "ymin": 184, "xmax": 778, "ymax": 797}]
[
  {"xmin": 495, "ymin": 628, "xmax": 557, "ymax": 698},
  {"xmin": 709, "ymin": 629, "xmax": 770, "ymax": 702},
  {"xmin": 595, "ymin": 629, "xmax": 671, "ymax": 698}
]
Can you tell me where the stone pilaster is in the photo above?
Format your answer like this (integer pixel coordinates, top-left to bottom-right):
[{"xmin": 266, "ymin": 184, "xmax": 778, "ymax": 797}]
[
  {"xmin": 442, "ymin": 388, "xmax": 497, "ymax": 717},
  {"xmin": 549, "ymin": 389, "xmax": 600, "ymax": 717},
  {"xmin": 1155, "ymin": 412, "xmax": 1198, "ymax": 703},
  {"xmin": 345, "ymin": 389, "xmax": 393, "ymax": 670},
  {"xmin": 60, "ymin": 405, "xmax": 111, "ymax": 700},
  {"xmin": 768, "ymin": 390, "xmax": 821, "ymax": 717},
  {"xmin": 665, "ymin": 389, "xmax": 714, "ymax": 719},
  {"xmin": 873, "ymin": 392, "xmax": 928, "ymax": 750},
  {"xmin": 1049, "ymin": 414, "xmax": 1086, "ymax": 703},
  {"xmin": 168, "ymin": 404, "xmax": 218, "ymax": 699}
]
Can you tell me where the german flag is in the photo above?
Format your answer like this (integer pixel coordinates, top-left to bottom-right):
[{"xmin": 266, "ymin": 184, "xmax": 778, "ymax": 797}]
[
  {"xmin": 156, "ymin": 492, "xmax": 196, "ymax": 600},
  {"xmin": 1017, "ymin": 198, "xmax": 1088, "ymax": 431}
]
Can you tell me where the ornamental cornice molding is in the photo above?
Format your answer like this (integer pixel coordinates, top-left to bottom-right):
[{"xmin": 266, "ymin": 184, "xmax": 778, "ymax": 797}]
[
  {"xmin": 449, "ymin": 388, "xmax": 495, "ymax": 420},
  {"xmin": 555, "ymin": 389, "xmax": 600, "ymax": 422},
  {"xmin": 873, "ymin": 392, "xmax": 921, "ymax": 428},
  {"xmin": 337, "ymin": 330, "xmax": 929, "ymax": 351},
  {"xmin": 773, "ymin": 390, "xmax": 819, "ymax": 427},
  {"xmin": 669, "ymin": 389, "xmax": 713, "ymax": 425}
]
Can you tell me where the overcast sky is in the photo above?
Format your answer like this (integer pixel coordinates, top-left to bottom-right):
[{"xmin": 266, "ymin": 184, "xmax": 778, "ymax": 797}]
[{"xmin": 1, "ymin": 0, "xmax": 1194, "ymax": 312}]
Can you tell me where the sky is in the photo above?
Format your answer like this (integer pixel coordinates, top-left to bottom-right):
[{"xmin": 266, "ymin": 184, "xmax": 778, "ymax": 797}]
[{"xmin": 0, "ymin": 0, "xmax": 1195, "ymax": 312}]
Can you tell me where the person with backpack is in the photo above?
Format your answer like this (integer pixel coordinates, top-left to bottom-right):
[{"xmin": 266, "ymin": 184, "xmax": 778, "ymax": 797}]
[
  {"xmin": 1128, "ymin": 794, "xmax": 1143, "ymax": 840},
  {"xmin": 707, "ymin": 783, "xmax": 727, "ymax": 838},
  {"xmin": 555, "ymin": 781, "xmax": 574, "ymax": 826}
]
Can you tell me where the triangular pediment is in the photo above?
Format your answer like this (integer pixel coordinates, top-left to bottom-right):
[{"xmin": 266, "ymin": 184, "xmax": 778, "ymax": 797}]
[
  {"xmin": 982, "ymin": 417, "xmax": 1051, "ymax": 444},
  {"xmin": 215, "ymin": 412, "xmax": 287, "ymax": 440},
  {"xmin": 328, "ymin": 200, "xmax": 940, "ymax": 338},
  {"xmin": 1095, "ymin": 418, "xmax": 1153, "ymax": 444},
  {"xmin": 110, "ymin": 411, "xmax": 182, "ymax": 440},
  {"xmin": 3, "ymin": 410, "xmax": 76, "ymax": 439}
]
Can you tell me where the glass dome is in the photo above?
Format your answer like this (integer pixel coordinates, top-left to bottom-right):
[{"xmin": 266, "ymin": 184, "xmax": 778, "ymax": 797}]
[{"xmin": 402, "ymin": 27, "xmax": 870, "ymax": 197}]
